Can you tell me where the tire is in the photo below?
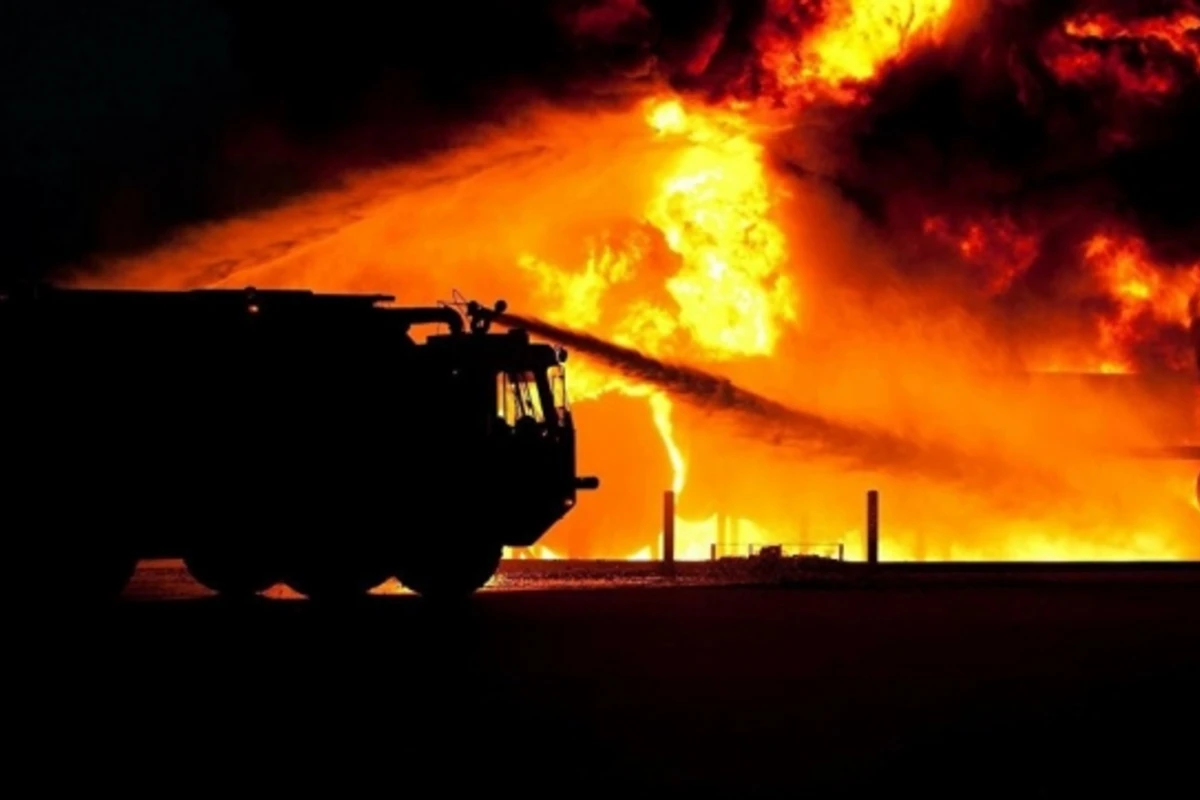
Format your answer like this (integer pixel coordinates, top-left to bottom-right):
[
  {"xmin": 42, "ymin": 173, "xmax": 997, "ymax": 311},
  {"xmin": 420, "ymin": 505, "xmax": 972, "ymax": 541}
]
[
  {"xmin": 67, "ymin": 550, "xmax": 138, "ymax": 602},
  {"xmin": 185, "ymin": 551, "xmax": 280, "ymax": 597},
  {"xmin": 395, "ymin": 544, "xmax": 502, "ymax": 601}
]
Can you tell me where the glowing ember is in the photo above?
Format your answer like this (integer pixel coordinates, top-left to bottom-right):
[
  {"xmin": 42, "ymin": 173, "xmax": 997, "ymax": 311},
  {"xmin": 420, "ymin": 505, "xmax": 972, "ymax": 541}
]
[{"xmin": 645, "ymin": 100, "xmax": 796, "ymax": 357}]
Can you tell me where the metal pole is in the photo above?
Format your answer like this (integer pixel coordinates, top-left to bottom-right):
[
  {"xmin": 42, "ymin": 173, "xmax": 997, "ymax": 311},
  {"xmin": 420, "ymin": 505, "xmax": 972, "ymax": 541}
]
[
  {"xmin": 663, "ymin": 490, "xmax": 676, "ymax": 573},
  {"xmin": 866, "ymin": 490, "xmax": 879, "ymax": 565}
]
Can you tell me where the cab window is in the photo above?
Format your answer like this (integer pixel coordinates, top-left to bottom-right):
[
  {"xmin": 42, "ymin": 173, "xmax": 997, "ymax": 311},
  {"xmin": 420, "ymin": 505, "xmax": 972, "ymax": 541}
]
[{"xmin": 497, "ymin": 371, "xmax": 545, "ymax": 425}]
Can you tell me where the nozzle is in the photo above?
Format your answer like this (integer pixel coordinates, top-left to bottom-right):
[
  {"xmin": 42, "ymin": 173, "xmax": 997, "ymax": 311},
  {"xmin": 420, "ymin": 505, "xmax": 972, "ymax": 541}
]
[{"xmin": 465, "ymin": 298, "xmax": 506, "ymax": 333}]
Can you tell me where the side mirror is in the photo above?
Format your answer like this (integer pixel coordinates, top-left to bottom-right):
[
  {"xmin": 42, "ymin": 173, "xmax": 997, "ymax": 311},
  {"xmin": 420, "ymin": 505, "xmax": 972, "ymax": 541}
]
[{"xmin": 557, "ymin": 347, "xmax": 568, "ymax": 363}]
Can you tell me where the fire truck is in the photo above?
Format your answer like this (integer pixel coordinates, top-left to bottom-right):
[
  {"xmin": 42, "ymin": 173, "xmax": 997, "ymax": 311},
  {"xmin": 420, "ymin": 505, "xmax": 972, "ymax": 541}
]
[{"xmin": 0, "ymin": 286, "xmax": 599, "ymax": 601}]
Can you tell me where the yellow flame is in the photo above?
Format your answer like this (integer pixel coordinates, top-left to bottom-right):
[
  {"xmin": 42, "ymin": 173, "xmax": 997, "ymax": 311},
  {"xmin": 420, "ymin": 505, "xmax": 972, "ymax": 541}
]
[
  {"xmin": 503, "ymin": 544, "xmax": 564, "ymax": 560},
  {"xmin": 519, "ymin": 93, "xmax": 797, "ymax": 554},
  {"xmin": 644, "ymin": 97, "xmax": 796, "ymax": 357},
  {"xmin": 626, "ymin": 545, "xmax": 654, "ymax": 561},
  {"xmin": 807, "ymin": 0, "xmax": 955, "ymax": 83},
  {"xmin": 760, "ymin": 0, "xmax": 958, "ymax": 104},
  {"xmin": 649, "ymin": 392, "xmax": 686, "ymax": 495}
]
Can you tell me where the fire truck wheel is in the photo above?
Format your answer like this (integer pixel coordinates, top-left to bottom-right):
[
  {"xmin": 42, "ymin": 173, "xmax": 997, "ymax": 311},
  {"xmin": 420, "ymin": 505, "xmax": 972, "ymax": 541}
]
[
  {"xmin": 185, "ymin": 551, "xmax": 280, "ymax": 597},
  {"xmin": 65, "ymin": 549, "xmax": 137, "ymax": 602},
  {"xmin": 283, "ymin": 558, "xmax": 391, "ymax": 602},
  {"xmin": 394, "ymin": 544, "xmax": 502, "ymax": 601}
]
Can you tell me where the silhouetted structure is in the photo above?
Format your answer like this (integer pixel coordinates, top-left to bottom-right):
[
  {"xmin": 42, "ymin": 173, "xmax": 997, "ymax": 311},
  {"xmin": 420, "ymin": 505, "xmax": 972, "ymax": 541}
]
[
  {"xmin": 662, "ymin": 489, "xmax": 675, "ymax": 573},
  {"xmin": 866, "ymin": 490, "xmax": 879, "ymax": 565},
  {"xmin": 1, "ymin": 285, "xmax": 599, "ymax": 601}
]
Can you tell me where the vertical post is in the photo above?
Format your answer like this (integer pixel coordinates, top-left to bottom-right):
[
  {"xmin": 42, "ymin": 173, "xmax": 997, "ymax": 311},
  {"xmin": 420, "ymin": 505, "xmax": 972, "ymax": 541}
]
[
  {"xmin": 663, "ymin": 490, "xmax": 676, "ymax": 574},
  {"xmin": 710, "ymin": 542, "xmax": 717, "ymax": 561},
  {"xmin": 866, "ymin": 490, "xmax": 879, "ymax": 565}
]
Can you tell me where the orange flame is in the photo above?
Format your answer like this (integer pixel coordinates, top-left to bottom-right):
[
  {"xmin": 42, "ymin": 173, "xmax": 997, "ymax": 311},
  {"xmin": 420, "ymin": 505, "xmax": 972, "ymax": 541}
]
[
  {"xmin": 1043, "ymin": 7, "xmax": 1200, "ymax": 97},
  {"xmin": 1084, "ymin": 233, "xmax": 1200, "ymax": 373},
  {"xmin": 922, "ymin": 213, "xmax": 1041, "ymax": 296},
  {"xmin": 520, "ymin": 95, "xmax": 797, "ymax": 499}
]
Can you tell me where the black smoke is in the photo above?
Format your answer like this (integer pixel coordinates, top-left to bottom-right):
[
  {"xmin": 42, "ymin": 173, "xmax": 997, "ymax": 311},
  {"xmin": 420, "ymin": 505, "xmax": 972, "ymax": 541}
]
[
  {"xmin": 2, "ymin": 0, "xmax": 676, "ymax": 286},
  {"xmin": 824, "ymin": 1, "xmax": 1200, "ymax": 261},
  {"xmin": 654, "ymin": 0, "xmax": 1200, "ymax": 373}
]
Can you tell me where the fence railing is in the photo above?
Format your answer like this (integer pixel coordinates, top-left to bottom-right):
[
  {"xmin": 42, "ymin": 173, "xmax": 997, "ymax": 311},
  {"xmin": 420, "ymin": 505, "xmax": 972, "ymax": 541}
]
[{"xmin": 710, "ymin": 542, "xmax": 845, "ymax": 561}]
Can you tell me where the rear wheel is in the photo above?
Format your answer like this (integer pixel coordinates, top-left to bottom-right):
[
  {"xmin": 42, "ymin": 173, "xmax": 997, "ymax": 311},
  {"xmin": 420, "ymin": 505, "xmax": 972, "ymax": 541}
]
[
  {"xmin": 63, "ymin": 549, "xmax": 138, "ymax": 602},
  {"xmin": 395, "ymin": 544, "xmax": 502, "ymax": 601}
]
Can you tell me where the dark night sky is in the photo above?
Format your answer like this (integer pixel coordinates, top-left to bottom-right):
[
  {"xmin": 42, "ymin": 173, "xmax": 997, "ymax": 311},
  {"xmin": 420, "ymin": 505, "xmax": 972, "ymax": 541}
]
[{"xmin": 2, "ymin": 0, "xmax": 715, "ymax": 285}]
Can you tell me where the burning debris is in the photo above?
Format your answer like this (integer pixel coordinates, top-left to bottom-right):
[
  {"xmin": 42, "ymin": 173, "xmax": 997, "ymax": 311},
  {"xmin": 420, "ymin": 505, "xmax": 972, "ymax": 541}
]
[{"xmin": 56, "ymin": 0, "xmax": 1200, "ymax": 560}]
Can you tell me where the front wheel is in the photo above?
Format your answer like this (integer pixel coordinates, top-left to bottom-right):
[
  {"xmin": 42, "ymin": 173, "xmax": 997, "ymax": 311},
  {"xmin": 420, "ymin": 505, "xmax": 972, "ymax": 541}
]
[{"xmin": 395, "ymin": 544, "xmax": 502, "ymax": 601}]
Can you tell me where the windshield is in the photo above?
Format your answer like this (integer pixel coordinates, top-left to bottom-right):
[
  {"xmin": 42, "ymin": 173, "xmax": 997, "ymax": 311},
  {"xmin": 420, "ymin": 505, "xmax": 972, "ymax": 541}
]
[{"xmin": 497, "ymin": 370, "xmax": 547, "ymax": 425}]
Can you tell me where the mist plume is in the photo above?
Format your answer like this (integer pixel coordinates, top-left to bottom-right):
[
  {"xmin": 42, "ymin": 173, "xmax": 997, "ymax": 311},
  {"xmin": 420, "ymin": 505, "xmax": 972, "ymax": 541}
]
[{"xmin": 498, "ymin": 310, "xmax": 1087, "ymax": 494}]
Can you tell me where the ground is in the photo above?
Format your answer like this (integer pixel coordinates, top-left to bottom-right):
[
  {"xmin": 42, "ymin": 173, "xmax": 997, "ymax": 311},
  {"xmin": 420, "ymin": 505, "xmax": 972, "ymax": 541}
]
[{"xmin": 18, "ymin": 562, "xmax": 1200, "ymax": 795}]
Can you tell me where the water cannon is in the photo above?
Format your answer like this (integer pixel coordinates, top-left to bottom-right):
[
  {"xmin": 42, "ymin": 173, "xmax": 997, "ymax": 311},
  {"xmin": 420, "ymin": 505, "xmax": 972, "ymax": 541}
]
[{"xmin": 465, "ymin": 298, "xmax": 507, "ymax": 334}]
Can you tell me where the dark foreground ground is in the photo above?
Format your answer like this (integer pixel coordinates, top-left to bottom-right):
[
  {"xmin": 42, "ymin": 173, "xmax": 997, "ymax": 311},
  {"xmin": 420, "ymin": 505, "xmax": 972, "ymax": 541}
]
[{"xmin": 18, "ymin": 565, "xmax": 1200, "ymax": 796}]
